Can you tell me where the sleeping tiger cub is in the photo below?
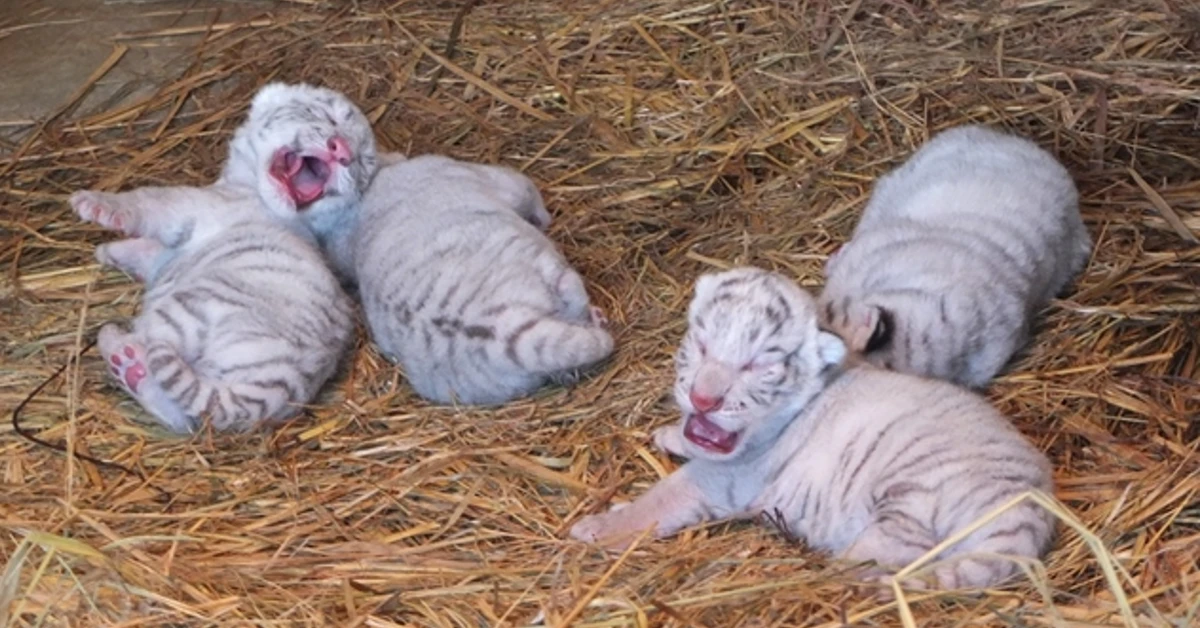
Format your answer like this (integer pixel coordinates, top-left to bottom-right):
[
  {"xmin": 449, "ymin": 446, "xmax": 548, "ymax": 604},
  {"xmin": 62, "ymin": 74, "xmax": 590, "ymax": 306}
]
[
  {"xmin": 819, "ymin": 125, "xmax": 1091, "ymax": 388},
  {"xmin": 69, "ymin": 82, "xmax": 364, "ymax": 433},
  {"xmin": 305, "ymin": 152, "xmax": 615, "ymax": 406},
  {"xmin": 573, "ymin": 267, "xmax": 1055, "ymax": 592}
]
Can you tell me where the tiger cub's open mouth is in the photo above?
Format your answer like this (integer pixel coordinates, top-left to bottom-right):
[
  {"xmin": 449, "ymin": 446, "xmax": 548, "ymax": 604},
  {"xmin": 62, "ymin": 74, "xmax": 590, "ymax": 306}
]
[
  {"xmin": 684, "ymin": 413, "xmax": 739, "ymax": 454},
  {"xmin": 269, "ymin": 149, "xmax": 334, "ymax": 208}
]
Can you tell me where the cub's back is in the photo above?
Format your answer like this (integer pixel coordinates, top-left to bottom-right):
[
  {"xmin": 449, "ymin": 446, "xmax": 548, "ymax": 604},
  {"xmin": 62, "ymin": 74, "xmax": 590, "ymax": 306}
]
[
  {"xmin": 785, "ymin": 365, "xmax": 1052, "ymax": 498},
  {"xmin": 141, "ymin": 220, "xmax": 353, "ymax": 355},
  {"xmin": 855, "ymin": 126, "xmax": 1082, "ymax": 269},
  {"xmin": 353, "ymin": 159, "xmax": 564, "ymax": 325},
  {"xmin": 357, "ymin": 194, "xmax": 554, "ymax": 293},
  {"xmin": 818, "ymin": 126, "xmax": 1090, "ymax": 387},
  {"xmin": 863, "ymin": 126, "xmax": 1076, "ymax": 224},
  {"xmin": 767, "ymin": 364, "xmax": 1052, "ymax": 551},
  {"xmin": 348, "ymin": 156, "xmax": 603, "ymax": 404}
]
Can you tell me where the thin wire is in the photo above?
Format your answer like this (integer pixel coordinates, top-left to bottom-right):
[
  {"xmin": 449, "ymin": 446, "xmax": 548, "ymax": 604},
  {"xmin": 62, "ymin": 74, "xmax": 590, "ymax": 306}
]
[{"xmin": 12, "ymin": 339, "xmax": 172, "ymax": 504}]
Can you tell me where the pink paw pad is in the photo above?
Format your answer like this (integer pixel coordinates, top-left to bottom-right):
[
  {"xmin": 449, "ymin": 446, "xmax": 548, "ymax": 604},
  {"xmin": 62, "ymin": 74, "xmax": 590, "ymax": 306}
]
[
  {"xmin": 71, "ymin": 192, "xmax": 129, "ymax": 233},
  {"xmin": 107, "ymin": 346, "xmax": 148, "ymax": 393},
  {"xmin": 589, "ymin": 306, "xmax": 610, "ymax": 327}
]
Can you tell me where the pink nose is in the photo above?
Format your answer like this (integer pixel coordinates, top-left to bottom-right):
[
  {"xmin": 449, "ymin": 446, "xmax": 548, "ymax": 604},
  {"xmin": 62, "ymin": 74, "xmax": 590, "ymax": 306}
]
[
  {"xmin": 689, "ymin": 390, "xmax": 723, "ymax": 413},
  {"xmin": 327, "ymin": 136, "xmax": 352, "ymax": 165}
]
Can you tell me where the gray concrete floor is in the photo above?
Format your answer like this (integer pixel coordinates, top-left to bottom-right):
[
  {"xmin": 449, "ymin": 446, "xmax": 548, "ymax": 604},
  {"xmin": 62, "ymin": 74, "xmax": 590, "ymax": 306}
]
[{"xmin": 0, "ymin": 0, "xmax": 265, "ymax": 142}]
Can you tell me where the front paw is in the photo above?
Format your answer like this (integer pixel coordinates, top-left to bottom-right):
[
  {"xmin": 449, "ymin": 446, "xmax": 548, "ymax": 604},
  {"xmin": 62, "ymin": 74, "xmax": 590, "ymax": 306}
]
[
  {"xmin": 569, "ymin": 512, "xmax": 619, "ymax": 546},
  {"xmin": 71, "ymin": 190, "xmax": 134, "ymax": 234},
  {"xmin": 651, "ymin": 423, "xmax": 690, "ymax": 457},
  {"xmin": 569, "ymin": 503, "xmax": 636, "ymax": 549}
]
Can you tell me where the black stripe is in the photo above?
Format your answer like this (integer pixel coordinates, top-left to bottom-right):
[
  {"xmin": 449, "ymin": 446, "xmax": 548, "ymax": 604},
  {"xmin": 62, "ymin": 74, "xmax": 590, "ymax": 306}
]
[{"xmin": 504, "ymin": 319, "xmax": 540, "ymax": 368}]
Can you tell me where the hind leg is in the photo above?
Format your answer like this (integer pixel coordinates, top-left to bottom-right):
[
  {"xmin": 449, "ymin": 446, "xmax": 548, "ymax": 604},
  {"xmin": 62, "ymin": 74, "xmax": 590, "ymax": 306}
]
[
  {"xmin": 96, "ymin": 238, "xmax": 166, "ymax": 283},
  {"xmin": 933, "ymin": 556, "xmax": 1018, "ymax": 592},
  {"xmin": 840, "ymin": 513, "xmax": 939, "ymax": 598},
  {"xmin": 542, "ymin": 323, "xmax": 614, "ymax": 388},
  {"xmin": 538, "ymin": 258, "xmax": 608, "ymax": 327},
  {"xmin": 551, "ymin": 267, "xmax": 593, "ymax": 323},
  {"xmin": 933, "ymin": 506, "xmax": 1051, "ymax": 590},
  {"xmin": 558, "ymin": 323, "xmax": 614, "ymax": 372},
  {"xmin": 587, "ymin": 305, "xmax": 609, "ymax": 328},
  {"xmin": 98, "ymin": 325, "xmax": 149, "ymax": 395},
  {"xmin": 96, "ymin": 325, "xmax": 194, "ymax": 433}
]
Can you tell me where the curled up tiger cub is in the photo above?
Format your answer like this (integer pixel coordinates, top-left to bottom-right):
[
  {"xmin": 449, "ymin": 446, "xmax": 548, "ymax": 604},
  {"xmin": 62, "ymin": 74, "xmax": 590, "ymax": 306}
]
[
  {"xmin": 571, "ymin": 267, "xmax": 1056, "ymax": 593},
  {"xmin": 819, "ymin": 125, "xmax": 1092, "ymax": 388},
  {"xmin": 298, "ymin": 149, "xmax": 615, "ymax": 406},
  {"xmin": 70, "ymin": 82, "xmax": 366, "ymax": 433}
]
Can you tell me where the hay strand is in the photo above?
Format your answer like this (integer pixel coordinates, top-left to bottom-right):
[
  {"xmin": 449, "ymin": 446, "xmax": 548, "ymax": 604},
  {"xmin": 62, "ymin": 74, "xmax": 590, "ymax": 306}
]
[{"xmin": 2, "ymin": 0, "xmax": 1199, "ymax": 625}]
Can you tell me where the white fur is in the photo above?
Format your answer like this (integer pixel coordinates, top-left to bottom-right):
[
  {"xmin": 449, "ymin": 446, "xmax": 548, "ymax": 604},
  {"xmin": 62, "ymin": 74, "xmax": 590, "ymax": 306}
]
[
  {"xmin": 819, "ymin": 124, "xmax": 1091, "ymax": 388},
  {"xmin": 223, "ymin": 82, "xmax": 378, "ymax": 225},
  {"xmin": 70, "ymin": 82, "xmax": 362, "ymax": 432},
  {"xmin": 315, "ymin": 154, "xmax": 612, "ymax": 405},
  {"xmin": 226, "ymin": 85, "xmax": 610, "ymax": 404},
  {"xmin": 573, "ymin": 267, "xmax": 1055, "ymax": 592}
]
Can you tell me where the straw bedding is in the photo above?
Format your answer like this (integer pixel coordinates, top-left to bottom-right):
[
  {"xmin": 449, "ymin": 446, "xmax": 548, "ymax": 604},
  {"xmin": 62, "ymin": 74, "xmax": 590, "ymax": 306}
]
[{"xmin": 2, "ymin": 1, "xmax": 1198, "ymax": 625}]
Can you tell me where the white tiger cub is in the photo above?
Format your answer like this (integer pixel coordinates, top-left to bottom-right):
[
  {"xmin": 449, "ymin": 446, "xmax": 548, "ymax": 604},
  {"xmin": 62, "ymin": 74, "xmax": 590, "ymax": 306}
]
[
  {"xmin": 224, "ymin": 81, "xmax": 381, "ymax": 282},
  {"xmin": 572, "ymin": 267, "xmax": 1056, "ymax": 592},
  {"xmin": 819, "ymin": 125, "xmax": 1091, "ymax": 388},
  {"xmin": 69, "ymin": 82, "xmax": 366, "ymax": 432},
  {"xmin": 305, "ymin": 153, "xmax": 614, "ymax": 405}
]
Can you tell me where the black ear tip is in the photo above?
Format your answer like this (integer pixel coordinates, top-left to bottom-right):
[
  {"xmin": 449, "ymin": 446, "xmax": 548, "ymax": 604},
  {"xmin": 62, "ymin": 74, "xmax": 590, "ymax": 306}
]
[{"xmin": 864, "ymin": 307, "xmax": 894, "ymax": 353}]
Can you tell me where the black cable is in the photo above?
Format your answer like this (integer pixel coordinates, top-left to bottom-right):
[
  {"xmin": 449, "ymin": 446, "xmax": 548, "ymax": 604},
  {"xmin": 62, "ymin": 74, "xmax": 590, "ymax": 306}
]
[{"xmin": 12, "ymin": 339, "xmax": 172, "ymax": 504}]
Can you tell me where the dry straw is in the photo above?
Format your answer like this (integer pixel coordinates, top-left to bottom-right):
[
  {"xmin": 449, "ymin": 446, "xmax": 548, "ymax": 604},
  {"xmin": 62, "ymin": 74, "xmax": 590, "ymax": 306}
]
[{"xmin": 2, "ymin": 0, "xmax": 1198, "ymax": 626}]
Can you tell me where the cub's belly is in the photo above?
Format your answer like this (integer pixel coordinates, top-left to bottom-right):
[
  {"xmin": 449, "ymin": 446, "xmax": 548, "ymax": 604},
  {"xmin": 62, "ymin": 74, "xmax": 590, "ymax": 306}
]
[{"xmin": 758, "ymin": 482, "xmax": 873, "ymax": 554}]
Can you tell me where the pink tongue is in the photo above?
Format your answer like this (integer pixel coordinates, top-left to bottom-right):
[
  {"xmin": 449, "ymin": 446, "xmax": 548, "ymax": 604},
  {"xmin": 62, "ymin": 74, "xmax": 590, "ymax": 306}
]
[
  {"xmin": 291, "ymin": 158, "xmax": 329, "ymax": 204},
  {"xmin": 684, "ymin": 414, "xmax": 738, "ymax": 453}
]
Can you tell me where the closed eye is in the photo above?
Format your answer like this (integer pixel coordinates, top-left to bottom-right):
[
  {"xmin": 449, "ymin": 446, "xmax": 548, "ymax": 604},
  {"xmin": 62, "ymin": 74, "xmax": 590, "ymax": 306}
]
[
  {"xmin": 745, "ymin": 346, "xmax": 787, "ymax": 371},
  {"xmin": 742, "ymin": 358, "xmax": 779, "ymax": 372}
]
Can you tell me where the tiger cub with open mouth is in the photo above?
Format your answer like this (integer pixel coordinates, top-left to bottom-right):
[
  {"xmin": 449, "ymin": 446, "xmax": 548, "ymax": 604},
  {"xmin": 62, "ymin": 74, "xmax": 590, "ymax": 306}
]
[
  {"xmin": 70, "ymin": 82, "xmax": 368, "ymax": 432},
  {"xmin": 574, "ymin": 267, "xmax": 1055, "ymax": 593}
]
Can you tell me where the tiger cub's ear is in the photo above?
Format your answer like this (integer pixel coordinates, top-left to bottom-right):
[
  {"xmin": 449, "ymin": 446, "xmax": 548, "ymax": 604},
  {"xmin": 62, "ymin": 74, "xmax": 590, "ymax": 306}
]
[
  {"xmin": 863, "ymin": 306, "xmax": 894, "ymax": 353},
  {"xmin": 688, "ymin": 273, "xmax": 721, "ymax": 321},
  {"xmin": 693, "ymin": 272, "xmax": 720, "ymax": 301},
  {"xmin": 247, "ymin": 81, "xmax": 292, "ymax": 114},
  {"xmin": 841, "ymin": 301, "xmax": 892, "ymax": 354}
]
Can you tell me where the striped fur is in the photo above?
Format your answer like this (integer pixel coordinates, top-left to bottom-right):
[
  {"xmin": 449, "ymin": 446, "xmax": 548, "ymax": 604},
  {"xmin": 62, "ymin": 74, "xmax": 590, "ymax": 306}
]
[
  {"xmin": 70, "ymin": 83, "xmax": 360, "ymax": 433},
  {"xmin": 317, "ymin": 154, "xmax": 614, "ymax": 405},
  {"xmin": 819, "ymin": 125, "xmax": 1092, "ymax": 388},
  {"xmin": 572, "ymin": 267, "xmax": 1055, "ymax": 592}
]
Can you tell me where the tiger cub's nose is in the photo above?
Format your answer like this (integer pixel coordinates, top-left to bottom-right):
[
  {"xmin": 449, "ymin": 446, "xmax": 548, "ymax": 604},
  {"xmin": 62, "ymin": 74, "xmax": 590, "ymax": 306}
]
[
  {"xmin": 327, "ymin": 136, "xmax": 352, "ymax": 165},
  {"xmin": 689, "ymin": 390, "xmax": 724, "ymax": 413}
]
